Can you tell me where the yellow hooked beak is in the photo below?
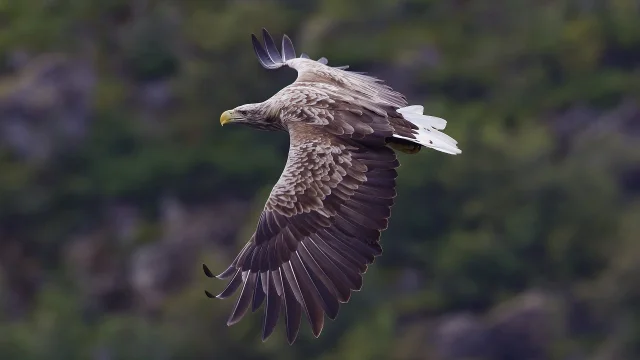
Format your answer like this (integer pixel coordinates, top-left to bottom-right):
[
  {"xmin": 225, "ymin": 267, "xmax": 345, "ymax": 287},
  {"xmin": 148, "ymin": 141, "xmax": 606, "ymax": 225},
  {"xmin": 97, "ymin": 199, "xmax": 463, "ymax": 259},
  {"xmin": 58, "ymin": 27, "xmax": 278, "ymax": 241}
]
[{"xmin": 220, "ymin": 110, "xmax": 235, "ymax": 126}]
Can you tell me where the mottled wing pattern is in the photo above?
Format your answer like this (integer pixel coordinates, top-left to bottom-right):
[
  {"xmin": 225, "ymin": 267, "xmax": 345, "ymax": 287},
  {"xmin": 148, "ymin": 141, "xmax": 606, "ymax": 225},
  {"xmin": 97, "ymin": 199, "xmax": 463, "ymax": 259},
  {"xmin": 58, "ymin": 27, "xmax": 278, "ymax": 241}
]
[
  {"xmin": 277, "ymin": 82, "xmax": 421, "ymax": 148},
  {"xmin": 213, "ymin": 118, "xmax": 399, "ymax": 344}
]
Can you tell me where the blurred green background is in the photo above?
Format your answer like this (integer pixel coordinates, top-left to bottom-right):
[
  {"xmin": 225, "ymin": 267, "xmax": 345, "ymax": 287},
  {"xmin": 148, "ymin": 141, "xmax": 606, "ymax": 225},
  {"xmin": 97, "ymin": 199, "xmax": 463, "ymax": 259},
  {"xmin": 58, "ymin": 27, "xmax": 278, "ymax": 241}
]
[{"xmin": 0, "ymin": 0, "xmax": 639, "ymax": 359}]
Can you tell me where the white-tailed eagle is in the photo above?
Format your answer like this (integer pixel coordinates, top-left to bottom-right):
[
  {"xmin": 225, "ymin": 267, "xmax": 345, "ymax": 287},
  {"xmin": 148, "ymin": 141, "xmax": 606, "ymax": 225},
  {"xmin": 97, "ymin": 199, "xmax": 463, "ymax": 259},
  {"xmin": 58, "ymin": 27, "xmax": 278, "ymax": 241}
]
[{"xmin": 203, "ymin": 28, "xmax": 461, "ymax": 344}]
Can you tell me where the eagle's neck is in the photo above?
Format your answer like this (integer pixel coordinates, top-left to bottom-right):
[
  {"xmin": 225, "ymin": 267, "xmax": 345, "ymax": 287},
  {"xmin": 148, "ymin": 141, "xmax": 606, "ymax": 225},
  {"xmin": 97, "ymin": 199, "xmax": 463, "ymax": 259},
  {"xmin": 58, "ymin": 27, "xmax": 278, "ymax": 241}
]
[{"xmin": 259, "ymin": 99, "xmax": 287, "ymax": 132}]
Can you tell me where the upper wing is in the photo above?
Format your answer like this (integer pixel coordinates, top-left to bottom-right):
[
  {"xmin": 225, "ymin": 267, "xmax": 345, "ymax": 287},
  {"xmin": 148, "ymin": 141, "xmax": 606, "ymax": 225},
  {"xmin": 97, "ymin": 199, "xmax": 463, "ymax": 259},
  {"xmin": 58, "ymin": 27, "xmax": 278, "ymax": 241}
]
[
  {"xmin": 251, "ymin": 28, "xmax": 408, "ymax": 110},
  {"xmin": 211, "ymin": 122, "xmax": 399, "ymax": 344}
]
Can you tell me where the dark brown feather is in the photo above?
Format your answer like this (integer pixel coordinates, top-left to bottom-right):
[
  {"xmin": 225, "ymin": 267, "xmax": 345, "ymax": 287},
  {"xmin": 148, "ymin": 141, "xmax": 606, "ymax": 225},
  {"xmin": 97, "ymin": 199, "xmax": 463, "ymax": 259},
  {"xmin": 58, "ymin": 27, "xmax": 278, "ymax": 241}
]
[
  {"xmin": 215, "ymin": 270, "xmax": 243, "ymax": 299},
  {"xmin": 262, "ymin": 271, "xmax": 281, "ymax": 341},
  {"xmin": 252, "ymin": 272, "xmax": 266, "ymax": 312},
  {"xmin": 227, "ymin": 271, "xmax": 257, "ymax": 326},
  {"xmin": 282, "ymin": 268, "xmax": 302, "ymax": 344},
  {"xmin": 290, "ymin": 253, "xmax": 325, "ymax": 337}
]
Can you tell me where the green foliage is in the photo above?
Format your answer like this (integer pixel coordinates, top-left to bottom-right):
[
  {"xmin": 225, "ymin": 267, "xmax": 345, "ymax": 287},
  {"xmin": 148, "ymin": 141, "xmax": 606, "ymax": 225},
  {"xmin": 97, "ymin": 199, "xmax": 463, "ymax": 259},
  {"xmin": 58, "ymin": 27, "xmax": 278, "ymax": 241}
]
[{"xmin": 0, "ymin": 0, "xmax": 639, "ymax": 358}]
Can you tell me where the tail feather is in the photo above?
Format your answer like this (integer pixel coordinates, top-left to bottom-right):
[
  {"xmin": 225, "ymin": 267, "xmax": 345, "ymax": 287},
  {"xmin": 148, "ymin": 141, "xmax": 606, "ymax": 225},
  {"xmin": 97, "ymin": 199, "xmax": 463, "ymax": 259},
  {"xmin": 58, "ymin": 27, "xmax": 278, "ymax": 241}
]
[
  {"xmin": 392, "ymin": 105, "xmax": 461, "ymax": 155},
  {"xmin": 397, "ymin": 106, "xmax": 447, "ymax": 130}
]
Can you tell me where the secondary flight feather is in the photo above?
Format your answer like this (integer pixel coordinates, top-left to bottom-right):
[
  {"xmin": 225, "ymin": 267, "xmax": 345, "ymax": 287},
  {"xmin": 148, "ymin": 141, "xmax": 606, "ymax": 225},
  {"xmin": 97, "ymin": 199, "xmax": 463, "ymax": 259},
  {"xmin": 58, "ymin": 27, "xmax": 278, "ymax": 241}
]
[{"xmin": 203, "ymin": 28, "xmax": 461, "ymax": 344}]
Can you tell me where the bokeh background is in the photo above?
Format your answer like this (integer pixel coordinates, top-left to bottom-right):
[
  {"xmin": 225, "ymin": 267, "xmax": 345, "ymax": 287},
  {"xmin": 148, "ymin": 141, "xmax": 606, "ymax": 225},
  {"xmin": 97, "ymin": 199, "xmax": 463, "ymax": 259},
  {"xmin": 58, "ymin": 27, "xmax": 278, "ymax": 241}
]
[{"xmin": 0, "ymin": 0, "xmax": 639, "ymax": 359}]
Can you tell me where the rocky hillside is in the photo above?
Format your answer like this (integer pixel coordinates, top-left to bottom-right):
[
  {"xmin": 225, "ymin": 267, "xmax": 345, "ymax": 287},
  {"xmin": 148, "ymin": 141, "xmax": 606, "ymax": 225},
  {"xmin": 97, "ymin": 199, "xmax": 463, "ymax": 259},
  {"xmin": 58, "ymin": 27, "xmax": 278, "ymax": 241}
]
[{"xmin": 0, "ymin": 1, "xmax": 639, "ymax": 359}]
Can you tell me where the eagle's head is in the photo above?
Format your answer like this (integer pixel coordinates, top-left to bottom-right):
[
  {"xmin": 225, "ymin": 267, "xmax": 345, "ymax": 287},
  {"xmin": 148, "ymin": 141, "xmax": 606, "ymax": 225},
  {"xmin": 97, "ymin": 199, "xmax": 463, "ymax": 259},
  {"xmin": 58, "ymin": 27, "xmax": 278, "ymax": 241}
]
[{"xmin": 220, "ymin": 102, "xmax": 282, "ymax": 131}]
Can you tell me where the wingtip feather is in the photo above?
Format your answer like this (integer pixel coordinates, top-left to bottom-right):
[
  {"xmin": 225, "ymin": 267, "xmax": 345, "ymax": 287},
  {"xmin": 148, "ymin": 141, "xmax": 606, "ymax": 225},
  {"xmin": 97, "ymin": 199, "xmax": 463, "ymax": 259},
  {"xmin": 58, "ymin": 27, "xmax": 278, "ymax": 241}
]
[
  {"xmin": 281, "ymin": 34, "xmax": 296, "ymax": 61},
  {"xmin": 252, "ymin": 28, "xmax": 348, "ymax": 70},
  {"xmin": 203, "ymin": 264, "xmax": 214, "ymax": 278}
]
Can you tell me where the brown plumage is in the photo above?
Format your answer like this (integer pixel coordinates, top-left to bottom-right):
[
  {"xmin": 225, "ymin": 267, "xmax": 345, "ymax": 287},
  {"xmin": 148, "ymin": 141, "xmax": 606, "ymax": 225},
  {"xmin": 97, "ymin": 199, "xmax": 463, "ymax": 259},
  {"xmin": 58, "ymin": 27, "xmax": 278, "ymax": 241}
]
[{"xmin": 208, "ymin": 28, "xmax": 461, "ymax": 344}]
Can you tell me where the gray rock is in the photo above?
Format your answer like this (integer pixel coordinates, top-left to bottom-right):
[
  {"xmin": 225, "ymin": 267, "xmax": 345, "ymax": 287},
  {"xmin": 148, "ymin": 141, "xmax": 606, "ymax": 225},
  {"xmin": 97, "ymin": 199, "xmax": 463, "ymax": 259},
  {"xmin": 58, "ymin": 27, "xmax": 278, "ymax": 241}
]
[
  {"xmin": 0, "ymin": 54, "xmax": 95, "ymax": 162},
  {"xmin": 434, "ymin": 313, "xmax": 491, "ymax": 359},
  {"xmin": 487, "ymin": 290, "xmax": 564, "ymax": 360}
]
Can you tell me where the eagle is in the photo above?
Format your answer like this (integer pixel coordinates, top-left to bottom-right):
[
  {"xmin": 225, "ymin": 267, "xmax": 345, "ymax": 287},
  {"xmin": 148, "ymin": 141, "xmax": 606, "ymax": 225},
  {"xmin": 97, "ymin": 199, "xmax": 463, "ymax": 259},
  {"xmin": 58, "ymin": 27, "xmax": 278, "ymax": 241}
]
[{"xmin": 203, "ymin": 28, "xmax": 461, "ymax": 344}]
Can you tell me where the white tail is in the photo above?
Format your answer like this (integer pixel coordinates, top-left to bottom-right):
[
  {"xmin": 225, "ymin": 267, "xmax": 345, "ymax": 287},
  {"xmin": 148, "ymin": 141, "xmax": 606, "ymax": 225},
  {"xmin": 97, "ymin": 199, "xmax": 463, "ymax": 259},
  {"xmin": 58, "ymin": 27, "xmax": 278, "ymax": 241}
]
[{"xmin": 393, "ymin": 105, "xmax": 461, "ymax": 155}]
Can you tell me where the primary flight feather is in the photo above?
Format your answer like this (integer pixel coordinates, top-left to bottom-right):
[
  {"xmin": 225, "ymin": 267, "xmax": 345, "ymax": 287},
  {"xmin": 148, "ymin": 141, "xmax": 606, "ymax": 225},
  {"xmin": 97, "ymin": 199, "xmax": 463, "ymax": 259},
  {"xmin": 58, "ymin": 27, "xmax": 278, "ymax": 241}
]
[{"xmin": 204, "ymin": 28, "xmax": 461, "ymax": 344}]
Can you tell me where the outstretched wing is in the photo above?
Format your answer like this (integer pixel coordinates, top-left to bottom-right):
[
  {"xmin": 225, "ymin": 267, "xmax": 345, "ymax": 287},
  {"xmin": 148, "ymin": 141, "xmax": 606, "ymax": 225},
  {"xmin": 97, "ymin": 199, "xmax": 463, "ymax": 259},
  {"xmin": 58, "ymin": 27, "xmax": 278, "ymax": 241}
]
[
  {"xmin": 251, "ymin": 28, "xmax": 462, "ymax": 155},
  {"xmin": 210, "ymin": 121, "xmax": 399, "ymax": 344}
]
